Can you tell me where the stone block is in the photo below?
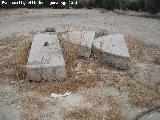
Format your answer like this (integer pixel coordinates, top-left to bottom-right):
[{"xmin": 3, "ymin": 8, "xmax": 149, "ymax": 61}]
[
  {"xmin": 61, "ymin": 31, "xmax": 95, "ymax": 57},
  {"xmin": 93, "ymin": 34, "xmax": 130, "ymax": 69},
  {"xmin": 26, "ymin": 33, "xmax": 66, "ymax": 81}
]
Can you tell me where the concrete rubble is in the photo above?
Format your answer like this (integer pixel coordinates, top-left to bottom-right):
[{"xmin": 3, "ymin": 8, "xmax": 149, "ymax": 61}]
[
  {"xmin": 26, "ymin": 33, "xmax": 66, "ymax": 81},
  {"xmin": 61, "ymin": 31, "xmax": 95, "ymax": 57},
  {"xmin": 93, "ymin": 34, "xmax": 130, "ymax": 69}
]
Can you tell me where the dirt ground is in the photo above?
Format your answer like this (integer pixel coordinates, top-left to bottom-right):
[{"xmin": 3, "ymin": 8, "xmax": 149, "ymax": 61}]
[{"xmin": 0, "ymin": 8, "xmax": 160, "ymax": 120}]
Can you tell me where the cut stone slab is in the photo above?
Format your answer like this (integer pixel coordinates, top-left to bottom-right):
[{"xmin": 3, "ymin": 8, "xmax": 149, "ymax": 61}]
[
  {"xmin": 26, "ymin": 33, "xmax": 66, "ymax": 81},
  {"xmin": 61, "ymin": 31, "xmax": 95, "ymax": 57},
  {"xmin": 93, "ymin": 34, "xmax": 130, "ymax": 69}
]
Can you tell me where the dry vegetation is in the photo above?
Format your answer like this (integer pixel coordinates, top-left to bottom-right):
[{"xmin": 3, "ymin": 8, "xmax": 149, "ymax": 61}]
[
  {"xmin": 125, "ymin": 36, "xmax": 145, "ymax": 60},
  {"xmin": 64, "ymin": 96, "xmax": 126, "ymax": 120},
  {"xmin": 105, "ymin": 96, "xmax": 126, "ymax": 120},
  {"xmin": 125, "ymin": 36, "xmax": 160, "ymax": 108},
  {"xmin": 0, "ymin": 35, "xmax": 32, "ymax": 81},
  {"xmin": 0, "ymin": 31, "xmax": 160, "ymax": 119},
  {"xmin": 64, "ymin": 107, "xmax": 102, "ymax": 120},
  {"xmin": 22, "ymin": 96, "xmax": 45, "ymax": 109},
  {"xmin": 128, "ymin": 80, "xmax": 160, "ymax": 108},
  {"xmin": 125, "ymin": 35, "xmax": 160, "ymax": 63},
  {"xmin": 21, "ymin": 96, "xmax": 56, "ymax": 109},
  {"xmin": 13, "ymin": 38, "xmax": 32, "ymax": 79}
]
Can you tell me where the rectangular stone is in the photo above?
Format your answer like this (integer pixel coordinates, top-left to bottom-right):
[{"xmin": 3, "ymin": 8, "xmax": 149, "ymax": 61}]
[
  {"xmin": 93, "ymin": 34, "xmax": 130, "ymax": 69},
  {"xmin": 61, "ymin": 31, "xmax": 95, "ymax": 57},
  {"xmin": 26, "ymin": 33, "xmax": 66, "ymax": 81}
]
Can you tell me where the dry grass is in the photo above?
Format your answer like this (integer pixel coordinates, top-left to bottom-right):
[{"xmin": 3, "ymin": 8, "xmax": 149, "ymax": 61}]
[
  {"xmin": 125, "ymin": 35, "xmax": 160, "ymax": 63},
  {"xmin": 22, "ymin": 112, "xmax": 38, "ymax": 120},
  {"xmin": 125, "ymin": 35, "xmax": 160, "ymax": 108},
  {"xmin": 21, "ymin": 96, "xmax": 56, "ymax": 120},
  {"xmin": 20, "ymin": 72, "xmax": 99, "ymax": 95},
  {"xmin": 105, "ymin": 96, "xmax": 126, "ymax": 120},
  {"xmin": 60, "ymin": 40, "xmax": 80, "ymax": 78},
  {"xmin": 125, "ymin": 36, "xmax": 145, "ymax": 60},
  {"xmin": 82, "ymin": 95, "xmax": 126, "ymax": 120},
  {"xmin": 12, "ymin": 38, "xmax": 32, "ymax": 79},
  {"xmin": 128, "ymin": 80, "xmax": 160, "ymax": 108},
  {"xmin": 106, "ymin": 72, "xmax": 125, "ymax": 89},
  {"xmin": 87, "ymin": 95, "xmax": 107, "ymax": 107},
  {"xmin": 64, "ymin": 107, "xmax": 102, "ymax": 120},
  {"xmin": 0, "ymin": 35, "xmax": 32, "ymax": 80},
  {"xmin": 21, "ymin": 96, "xmax": 55, "ymax": 108},
  {"xmin": 95, "ymin": 69, "xmax": 126, "ymax": 90},
  {"xmin": 21, "ymin": 96, "xmax": 45, "ymax": 109}
]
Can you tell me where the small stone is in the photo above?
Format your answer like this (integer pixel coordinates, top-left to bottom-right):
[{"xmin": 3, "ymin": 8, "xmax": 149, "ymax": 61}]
[{"xmin": 45, "ymin": 27, "xmax": 56, "ymax": 32}]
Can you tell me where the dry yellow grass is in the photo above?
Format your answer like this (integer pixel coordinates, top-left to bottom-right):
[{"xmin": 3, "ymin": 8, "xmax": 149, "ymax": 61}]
[
  {"xmin": 128, "ymin": 80, "xmax": 160, "ymax": 108},
  {"xmin": 87, "ymin": 95, "xmax": 107, "ymax": 107},
  {"xmin": 125, "ymin": 35, "xmax": 160, "ymax": 63},
  {"xmin": 125, "ymin": 36, "xmax": 145, "ymax": 60},
  {"xmin": 64, "ymin": 96, "xmax": 126, "ymax": 120},
  {"xmin": 126, "ymin": 36, "xmax": 160, "ymax": 108},
  {"xmin": 21, "ymin": 112, "xmax": 38, "ymax": 120},
  {"xmin": 0, "ymin": 35, "xmax": 32, "ymax": 80},
  {"xmin": 105, "ymin": 96, "xmax": 126, "ymax": 120},
  {"xmin": 61, "ymin": 41, "xmax": 80, "ymax": 78},
  {"xmin": 64, "ymin": 107, "xmax": 102, "ymax": 120},
  {"xmin": 21, "ymin": 96, "xmax": 56, "ymax": 109},
  {"xmin": 21, "ymin": 96, "xmax": 56, "ymax": 120},
  {"xmin": 109, "ymin": 72, "xmax": 125, "ymax": 89},
  {"xmin": 20, "ymin": 72, "xmax": 99, "ymax": 95},
  {"xmin": 13, "ymin": 38, "xmax": 32, "ymax": 79},
  {"xmin": 21, "ymin": 97, "xmax": 45, "ymax": 109}
]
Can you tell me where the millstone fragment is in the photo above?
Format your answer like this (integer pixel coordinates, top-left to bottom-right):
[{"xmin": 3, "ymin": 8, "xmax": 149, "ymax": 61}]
[
  {"xmin": 61, "ymin": 31, "xmax": 95, "ymax": 57},
  {"xmin": 26, "ymin": 33, "xmax": 66, "ymax": 81},
  {"xmin": 93, "ymin": 34, "xmax": 130, "ymax": 69}
]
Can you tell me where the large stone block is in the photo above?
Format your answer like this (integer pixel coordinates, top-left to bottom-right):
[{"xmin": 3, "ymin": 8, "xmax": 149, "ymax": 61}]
[
  {"xmin": 26, "ymin": 33, "xmax": 66, "ymax": 81},
  {"xmin": 93, "ymin": 34, "xmax": 130, "ymax": 69},
  {"xmin": 61, "ymin": 31, "xmax": 95, "ymax": 57}
]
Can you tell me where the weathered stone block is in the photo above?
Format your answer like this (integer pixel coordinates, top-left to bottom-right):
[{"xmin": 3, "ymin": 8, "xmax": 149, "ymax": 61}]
[
  {"xmin": 26, "ymin": 33, "xmax": 66, "ymax": 81},
  {"xmin": 61, "ymin": 31, "xmax": 95, "ymax": 57},
  {"xmin": 93, "ymin": 34, "xmax": 130, "ymax": 69}
]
